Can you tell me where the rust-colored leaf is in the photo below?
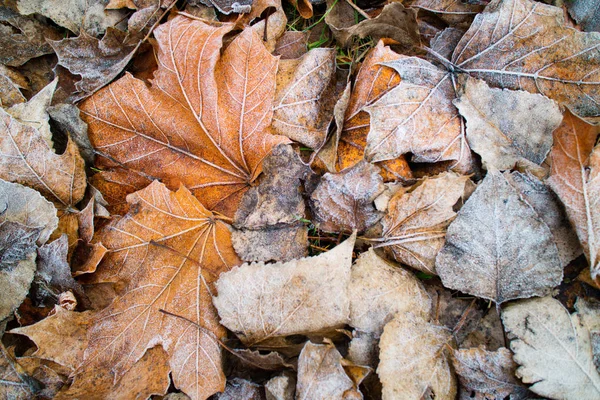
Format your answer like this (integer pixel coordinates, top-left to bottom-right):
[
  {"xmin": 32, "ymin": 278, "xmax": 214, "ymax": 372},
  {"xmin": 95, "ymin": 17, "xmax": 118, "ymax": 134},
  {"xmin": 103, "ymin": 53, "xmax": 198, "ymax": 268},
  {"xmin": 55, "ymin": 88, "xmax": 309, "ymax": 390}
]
[
  {"xmin": 80, "ymin": 16, "xmax": 288, "ymax": 218},
  {"xmin": 81, "ymin": 181, "xmax": 240, "ymax": 400},
  {"xmin": 548, "ymin": 109, "xmax": 600, "ymax": 284}
]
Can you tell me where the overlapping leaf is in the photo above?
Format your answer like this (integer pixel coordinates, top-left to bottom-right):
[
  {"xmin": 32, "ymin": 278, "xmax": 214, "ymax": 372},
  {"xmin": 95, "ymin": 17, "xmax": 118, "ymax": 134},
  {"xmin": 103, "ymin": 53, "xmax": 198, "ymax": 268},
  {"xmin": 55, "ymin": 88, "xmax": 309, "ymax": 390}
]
[{"xmin": 81, "ymin": 16, "xmax": 288, "ymax": 218}]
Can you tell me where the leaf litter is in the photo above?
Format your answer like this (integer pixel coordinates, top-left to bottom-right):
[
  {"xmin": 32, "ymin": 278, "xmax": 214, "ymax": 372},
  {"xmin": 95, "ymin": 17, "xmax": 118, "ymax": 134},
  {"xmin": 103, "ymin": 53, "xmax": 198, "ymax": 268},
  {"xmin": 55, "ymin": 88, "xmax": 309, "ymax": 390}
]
[{"xmin": 1, "ymin": 0, "xmax": 600, "ymax": 399}]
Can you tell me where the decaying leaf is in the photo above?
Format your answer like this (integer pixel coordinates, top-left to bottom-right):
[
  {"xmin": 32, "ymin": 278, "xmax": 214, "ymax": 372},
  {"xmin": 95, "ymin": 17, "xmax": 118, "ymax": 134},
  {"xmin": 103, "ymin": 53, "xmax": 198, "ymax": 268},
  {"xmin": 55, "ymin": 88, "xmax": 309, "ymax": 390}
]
[
  {"xmin": 437, "ymin": 170, "xmax": 562, "ymax": 304},
  {"xmin": 349, "ymin": 248, "xmax": 431, "ymax": 335},
  {"xmin": 217, "ymin": 378, "xmax": 262, "ymax": 400},
  {"xmin": 311, "ymin": 161, "xmax": 384, "ymax": 233},
  {"xmin": 81, "ymin": 16, "xmax": 288, "ymax": 217},
  {"xmin": 213, "ymin": 233, "xmax": 355, "ymax": 346},
  {"xmin": 274, "ymin": 31, "xmax": 308, "ymax": 60},
  {"xmin": 296, "ymin": 341, "xmax": 362, "ymax": 400},
  {"xmin": 377, "ymin": 172, "xmax": 469, "ymax": 274},
  {"xmin": 49, "ymin": 28, "xmax": 139, "ymax": 101},
  {"xmin": 413, "ymin": 0, "xmax": 487, "ymax": 25},
  {"xmin": 566, "ymin": 0, "xmax": 600, "ymax": 32},
  {"xmin": 452, "ymin": 0, "xmax": 600, "ymax": 120},
  {"xmin": 576, "ymin": 298, "xmax": 600, "ymax": 372},
  {"xmin": 548, "ymin": 109, "xmax": 600, "ymax": 283},
  {"xmin": 454, "ymin": 77, "xmax": 562, "ymax": 173},
  {"xmin": 452, "ymin": 347, "xmax": 527, "ymax": 400},
  {"xmin": 47, "ymin": 103, "xmax": 94, "ymax": 165},
  {"xmin": 15, "ymin": 357, "xmax": 68, "ymax": 399},
  {"xmin": 502, "ymin": 296, "xmax": 600, "ymax": 399},
  {"xmin": 0, "ymin": 342, "xmax": 42, "ymax": 399},
  {"xmin": 365, "ymin": 55, "xmax": 471, "ymax": 169},
  {"xmin": 378, "ymin": 313, "xmax": 456, "ymax": 400},
  {"xmin": 333, "ymin": 42, "xmax": 412, "ymax": 182},
  {"xmin": 232, "ymin": 145, "xmax": 310, "ymax": 262},
  {"xmin": 0, "ymin": 6, "xmax": 61, "ymax": 67},
  {"xmin": 265, "ymin": 373, "xmax": 295, "ymax": 400},
  {"xmin": 81, "ymin": 181, "xmax": 240, "ymax": 400},
  {"xmin": 327, "ymin": 3, "xmax": 420, "ymax": 50},
  {"xmin": 272, "ymin": 48, "xmax": 337, "ymax": 149}
]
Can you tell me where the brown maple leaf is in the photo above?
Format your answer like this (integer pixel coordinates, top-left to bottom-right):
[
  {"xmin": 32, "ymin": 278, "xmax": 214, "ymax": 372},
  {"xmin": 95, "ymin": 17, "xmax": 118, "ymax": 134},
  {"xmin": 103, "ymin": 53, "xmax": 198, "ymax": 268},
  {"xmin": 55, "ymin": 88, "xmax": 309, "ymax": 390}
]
[
  {"xmin": 81, "ymin": 16, "xmax": 289, "ymax": 218},
  {"xmin": 78, "ymin": 181, "xmax": 240, "ymax": 400}
]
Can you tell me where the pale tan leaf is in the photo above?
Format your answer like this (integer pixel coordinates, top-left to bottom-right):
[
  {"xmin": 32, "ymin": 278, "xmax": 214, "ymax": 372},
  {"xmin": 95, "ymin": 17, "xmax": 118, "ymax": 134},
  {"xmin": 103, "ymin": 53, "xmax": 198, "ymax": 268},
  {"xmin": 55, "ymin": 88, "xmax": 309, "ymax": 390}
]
[
  {"xmin": 547, "ymin": 109, "xmax": 600, "ymax": 283},
  {"xmin": 377, "ymin": 172, "xmax": 469, "ymax": 274},
  {"xmin": 82, "ymin": 181, "xmax": 240, "ymax": 400},
  {"xmin": 378, "ymin": 313, "xmax": 456, "ymax": 400},
  {"xmin": 81, "ymin": 16, "xmax": 288, "ymax": 218},
  {"xmin": 296, "ymin": 341, "xmax": 358, "ymax": 400},
  {"xmin": 213, "ymin": 233, "xmax": 355, "ymax": 346},
  {"xmin": 266, "ymin": 373, "xmax": 295, "ymax": 400},
  {"xmin": 452, "ymin": 0, "xmax": 600, "ymax": 119},
  {"xmin": 437, "ymin": 170, "xmax": 562, "ymax": 303},
  {"xmin": 274, "ymin": 31, "xmax": 308, "ymax": 60},
  {"xmin": 452, "ymin": 347, "xmax": 527, "ymax": 400},
  {"xmin": 311, "ymin": 161, "xmax": 384, "ymax": 233},
  {"xmin": 413, "ymin": 0, "xmax": 487, "ymax": 25},
  {"xmin": 217, "ymin": 378, "xmax": 262, "ymax": 400},
  {"xmin": 454, "ymin": 77, "xmax": 562, "ymax": 173},
  {"xmin": 272, "ymin": 48, "xmax": 337, "ymax": 149},
  {"xmin": 502, "ymin": 296, "xmax": 600, "ymax": 399}
]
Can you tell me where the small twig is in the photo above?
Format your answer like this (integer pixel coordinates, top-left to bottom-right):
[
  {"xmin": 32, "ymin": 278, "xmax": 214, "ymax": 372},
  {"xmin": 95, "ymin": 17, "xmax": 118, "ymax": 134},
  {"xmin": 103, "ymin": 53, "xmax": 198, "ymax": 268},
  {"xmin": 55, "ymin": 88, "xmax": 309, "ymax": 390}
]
[
  {"xmin": 344, "ymin": 0, "xmax": 370, "ymax": 20},
  {"xmin": 309, "ymin": 244, "xmax": 330, "ymax": 252}
]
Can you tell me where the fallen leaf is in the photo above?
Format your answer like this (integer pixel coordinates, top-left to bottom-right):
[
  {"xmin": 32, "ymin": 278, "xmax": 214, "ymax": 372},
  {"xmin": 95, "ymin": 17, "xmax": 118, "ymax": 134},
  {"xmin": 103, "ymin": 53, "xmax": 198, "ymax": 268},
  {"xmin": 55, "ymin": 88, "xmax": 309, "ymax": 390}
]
[
  {"xmin": 452, "ymin": 0, "xmax": 600, "ymax": 120},
  {"xmin": 311, "ymin": 161, "xmax": 384, "ymax": 233},
  {"xmin": 378, "ymin": 313, "xmax": 457, "ymax": 400},
  {"xmin": 349, "ymin": 248, "xmax": 431, "ymax": 336},
  {"xmin": 328, "ymin": 3, "xmax": 420, "ymax": 50},
  {"xmin": 213, "ymin": 233, "xmax": 355, "ymax": 346},
  {"xmin": 47, "ymin": 103, "xmax": 94, "ymax": 165},
  {"xmin": 461, "ymin": 309, "xmax": 505, "ymax": 351},
  {"xmin": 506, "ymin": 171, "xmax": 582, "ymax": 267},
  {"xmin": 576, "ymin": 298, "xmax": 600, "ymax": 372},
  {"xmin": 333, "ymin": 41, "xmax": 412, "ymax": 181},
  {"xmin": 454, "ymin": 77, "xmax": 562, "ymax": 173},
  {"xmin": 231, "ymin": 348, "xmax": 294, "ymax": 371},
  {"xmin": 81, "ymin": 16, "xmax": 288, "ymax": 217},
  {"xmin": 266, "ymin": 375, "xmax": 295, "ymax": 400},
  {"xmin": 274, "ymin": 31, "xmax": 308, "ymax": 59},
  {"xmin": 199, "ymin": 0, "xmax": 252, "ymax": 14},
  {"xmin": 217, "ymin": 378, "xmax": 262, "ymax": 400},
  {"xmin": 566, "ymin": 0, "xmax": 600, "ymax": 32},
  {"xmin": 296, "ymin": 341, "xmax": 361, "ymax": 400},
  {"xmin": 377, "ymin": 172, "xmax": 469, "ymax": 274},
  {"xmin": 17, "ymin": 0, "xmax": 126, "ymax": 35},
  {"xmin": 413, "ymin": 0, "xmax": 487, "ymax": 25},
  {"xmin": 15, "ymin": 357, "xmax": 68, "ymax": 399},
  {"xmin": 272, "ymin": 48, "xmax": 337, "ymax": 149},
  {"xmin": 0, "ymin": 6, "xmax": 61, "ymax": 67},
  {"xmin": 0, "ymin": 179, "xmax": 58, "ymax": 246},
  {"xmin": 232, "ymin": 144, "xmax": 309, "ymax": 262},
  {"xmin": 437, "ymin": 170, "xmax": 562, "ymax": 304},
  {"xmin": 365, "ymin": 55, "xmax": 472, "ymax": 169},
  {"xmin": 547, "ymin": 109, "xmax": 600, "ymax": 283},
  {"xmin": 0, "ymin": 341, "xmax": 42, "ymax": 399},
  {"xmin": 287, "ymin": 0, "xmax": 312, "ymax": 19},
  {"xmin": 0, "ymin": 65, "xmax": 27, "ymax": 107},
  {"xmin": 502, "ymin": 296, "xmax": 600, "ymax": 399},
  {"xmin": 452, "ymin": 347, "xmax": 527, "ymax": 400},
  {"xmin": 82, "ymin": 181, "xmax": 241, "ymax": 399}
]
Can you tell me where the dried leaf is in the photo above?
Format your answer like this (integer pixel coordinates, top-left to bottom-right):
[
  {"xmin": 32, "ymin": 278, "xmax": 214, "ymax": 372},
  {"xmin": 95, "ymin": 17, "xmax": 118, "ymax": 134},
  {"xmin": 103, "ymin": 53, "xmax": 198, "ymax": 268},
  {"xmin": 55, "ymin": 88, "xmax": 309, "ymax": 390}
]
[
  {"xmin": 566, "ymin": 0, "xmax": 600, "ymax": 32},
  {"xmin": 349, "ymin": 248, "xmax": 431, "ymax": 336},
  {"xmin": 0, "ymin": 342, "xmax": 42, "ymax": 399},
  {"xmin": 506, "ymin": 171, "xmax": 582, "ymax": 267},
  {"xmin": 437, "ymin": 170, "xmax": 562, "ymax": 304},
  {"xmin": 328, "ymin": 3, "xmax": 420, "ymax": 50},
  {"xmin": 378, "ymin": 172, "xmax": 469, "ymax": 274},
  {"xmin": 311, "ymin": 161, "xmax": 384, "ymax": 233},
  {"xmin": 296, "ymin": 341, "xmax": 359, "ymax": 400},
  {"xmin": 47, "ymin": 103, "xmax": 94, "ymax": 165},
  {"xmin": 213, "ymin": 233, "xmax": 355, "ymax": 346},
  {"xmin": 82, "ymin": 181, "xmax": 240, "ymax": 400},
  {"xmin": 378, "ymin": 313, "xmax": 456, "ymax": 400},
  {"xmin": 365, "ymin": 56, "xmax": 471, "ymax": 168},
  {"xmin": 452, "ymin": 347, "xmax": 527, "ymax": 400},
  {"xmin": 547, "ymin": 109, "xmax": 600, "ymax": 283},
  {"xmin": 461, "ymin": 309, "xmax": 505, "ymax": 351},
  {"xmin": 265, "ymin": 373, "xmax": 295, "ymax": 400},
  {"xmin": 576, "ymin": 298, "xmax": 600, "ymax": 372},
  {"xmin": 413, "ymin": 0, "xmax": 487, "ymax": 25},
  {"xmin": 274, "ymin": 31, "xmax": 308, "ymax": 59},
  {"xmin": 0, "ymin": 6, "xmax": 61, "ymax": 67},
  {"xmin": 0, "ymin": 65, "xmax": 26, "ymax": 107},
  {"xmin": 81, "ymin": 16, "xmax": 288, "ymax": 217},
  {"xmin": 232, "ymin": 226, "xmax": 307, "ymax": 263},
  {"xmin": 454, "ymin": 77, "xmax": 562, "ymax": 173},
  {"xmin": 335, "ymin": 42, "xmax": 412, "ymax": 181},
  {"xmin": 452, "ymin": 0, "xmax": 600, "ymax": 120},
  {"xmin": 15, "ymin": 357, "xmax": 68, "ymax": 399},
  {"xmin": 502, "ymin": 296, "xmax": 600, "ymax": 399},
  {"xmin": 0, "ymin": 179, "xmax": 58, "ymax": 246},
  {"xmin": 272, "ymin": 48, "xmax": 337, "ymax": 149},
  {"xmin": 231, "ymin": 348, "xmax": 293, "ymax": 371},
  {"xmin": 201, "ymin": 0, "xmax": 252, "ymax": 14}
]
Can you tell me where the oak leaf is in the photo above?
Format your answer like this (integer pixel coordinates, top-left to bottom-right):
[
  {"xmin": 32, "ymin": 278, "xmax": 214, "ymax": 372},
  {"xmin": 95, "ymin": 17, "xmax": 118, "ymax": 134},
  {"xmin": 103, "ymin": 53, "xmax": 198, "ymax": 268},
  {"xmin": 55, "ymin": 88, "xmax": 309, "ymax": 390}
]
[
  {"xmin": 377, "ymin": 172, "xmax": 470, "ymax": 274},
  {"xmin": 502, "ymin": 296, "xmax": 600, "ymax": 399},
  {"xmin": 81, "ymin": 180, "xmax": 240, "ymax": 400},
  {"xmin": 377, "ymin": 313, "xmax": 456, "ymax": 400},
  {"xmin": 81, "ymin": 16, "xmax": 289, "ymax": 217},
  {"xmin": 437, "ymin": 170, "xmax": 562, "ymax": 304},
  {"xmin": 547, "ymin": 109, "xmax": 600, "ymax": 284},
  {"xmin": 213, "ymin": 233, "xmax": 355, "ymax": 346},
  {"xmin": 454, "ymin": 77, "xmax": 562, "ymax": 174},
  {"xmin": 452, "ymin": 0, "xmax": 600, "ymax": 120}
]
